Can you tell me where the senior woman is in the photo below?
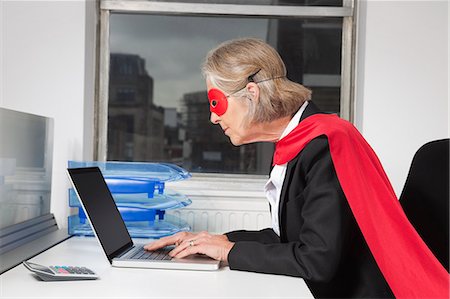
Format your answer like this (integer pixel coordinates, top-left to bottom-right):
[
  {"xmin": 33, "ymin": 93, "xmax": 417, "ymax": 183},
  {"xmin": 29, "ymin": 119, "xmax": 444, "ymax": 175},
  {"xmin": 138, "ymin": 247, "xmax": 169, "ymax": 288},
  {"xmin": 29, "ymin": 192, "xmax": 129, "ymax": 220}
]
[{"xmin": 145, "ymin": 38, "xmax": 448, "ymax": 298}]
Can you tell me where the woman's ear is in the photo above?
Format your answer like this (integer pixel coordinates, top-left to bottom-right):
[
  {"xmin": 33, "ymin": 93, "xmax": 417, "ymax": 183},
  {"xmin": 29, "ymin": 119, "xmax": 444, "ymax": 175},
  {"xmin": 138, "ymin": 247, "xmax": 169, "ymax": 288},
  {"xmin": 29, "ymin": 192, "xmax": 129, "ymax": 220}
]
[{"xmin": 246, "ymin": 82, "xmax": 260, "ymax": 103}]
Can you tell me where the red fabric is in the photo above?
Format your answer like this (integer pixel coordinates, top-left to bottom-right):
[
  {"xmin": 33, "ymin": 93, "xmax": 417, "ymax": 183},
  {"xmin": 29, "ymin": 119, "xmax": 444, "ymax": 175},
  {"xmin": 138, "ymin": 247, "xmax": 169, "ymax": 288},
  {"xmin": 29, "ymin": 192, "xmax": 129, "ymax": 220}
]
[
  {"xmin": 273, "ymin": 114, "xmax": 449, "ymax": 298},
  {"xmin": 207, "ymin": 88, "xmax": 228, "ymax": 116}
]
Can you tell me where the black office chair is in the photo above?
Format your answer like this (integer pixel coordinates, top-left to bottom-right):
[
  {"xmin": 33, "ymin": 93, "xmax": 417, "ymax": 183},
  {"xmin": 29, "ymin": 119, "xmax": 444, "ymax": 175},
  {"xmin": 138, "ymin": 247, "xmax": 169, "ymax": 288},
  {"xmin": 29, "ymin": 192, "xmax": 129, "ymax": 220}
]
[{"xmin": 400, "ymin": 139, "xmax": 449, "ymax": 271}]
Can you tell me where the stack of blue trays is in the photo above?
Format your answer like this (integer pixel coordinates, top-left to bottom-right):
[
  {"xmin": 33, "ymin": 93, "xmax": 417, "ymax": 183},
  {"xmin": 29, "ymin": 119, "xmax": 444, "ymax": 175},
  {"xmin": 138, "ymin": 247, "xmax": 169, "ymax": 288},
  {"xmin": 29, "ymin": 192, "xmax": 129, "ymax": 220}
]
[{"xmin": 67, "ymin": 161, "xmax": 192, "ymax": 238}]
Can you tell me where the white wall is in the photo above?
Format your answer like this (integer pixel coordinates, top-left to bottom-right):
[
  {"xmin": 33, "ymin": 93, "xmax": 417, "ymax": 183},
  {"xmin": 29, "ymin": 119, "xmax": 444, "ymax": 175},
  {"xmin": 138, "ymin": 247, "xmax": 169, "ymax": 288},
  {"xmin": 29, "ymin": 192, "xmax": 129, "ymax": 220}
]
[
  {"xmin": 355, "ymin": 0, "xmax": 449, "ymax": 195},
  {"xmin": 1, "ymin": 0, "xmax": 448, "ymax": 229},
  {"xmin": 0, "ymin": 0, "xmax": 96, "ymax": 228}
]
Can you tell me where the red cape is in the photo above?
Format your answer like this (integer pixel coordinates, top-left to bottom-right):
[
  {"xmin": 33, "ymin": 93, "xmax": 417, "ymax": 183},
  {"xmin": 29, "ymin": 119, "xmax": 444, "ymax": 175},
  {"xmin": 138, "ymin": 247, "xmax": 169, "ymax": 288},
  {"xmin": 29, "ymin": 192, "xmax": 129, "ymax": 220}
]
[{"xmin": 273, "ymin": 114, "xmax": 449, "ymax": 298}]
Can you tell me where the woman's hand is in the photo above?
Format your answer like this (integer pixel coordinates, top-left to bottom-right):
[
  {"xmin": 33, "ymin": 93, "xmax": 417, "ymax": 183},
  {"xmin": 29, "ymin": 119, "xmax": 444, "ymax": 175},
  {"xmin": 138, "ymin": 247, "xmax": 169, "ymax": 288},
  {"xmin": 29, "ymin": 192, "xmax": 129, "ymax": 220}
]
[{"xmin": 144, "ymin": 231, "xmax": 234, "ymax": 262}]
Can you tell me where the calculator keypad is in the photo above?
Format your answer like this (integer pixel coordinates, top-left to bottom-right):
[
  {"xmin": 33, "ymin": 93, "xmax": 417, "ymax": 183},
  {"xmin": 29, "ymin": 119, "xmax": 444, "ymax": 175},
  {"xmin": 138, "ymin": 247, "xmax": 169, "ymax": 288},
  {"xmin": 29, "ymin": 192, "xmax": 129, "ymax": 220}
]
[{"xmin": 50, "ymin": 266, "xmax": 96, "ymax": 275}]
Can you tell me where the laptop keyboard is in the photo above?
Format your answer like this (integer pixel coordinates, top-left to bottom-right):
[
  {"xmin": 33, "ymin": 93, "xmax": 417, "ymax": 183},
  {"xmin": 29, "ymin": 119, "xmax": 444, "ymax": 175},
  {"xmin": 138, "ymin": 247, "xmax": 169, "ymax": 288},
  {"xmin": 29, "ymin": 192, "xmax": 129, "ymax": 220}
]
[{"xmin": 128, "ymin": 246, "xmax": 172, "ymax": 261}]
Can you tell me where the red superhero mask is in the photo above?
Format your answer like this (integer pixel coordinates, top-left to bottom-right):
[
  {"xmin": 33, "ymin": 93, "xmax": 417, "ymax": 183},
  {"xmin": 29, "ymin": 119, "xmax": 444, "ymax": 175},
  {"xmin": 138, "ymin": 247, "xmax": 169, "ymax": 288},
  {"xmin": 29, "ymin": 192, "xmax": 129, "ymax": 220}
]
[{"xmin": 207, "ymin": 88, "xmax": 228, "ymax": 116}]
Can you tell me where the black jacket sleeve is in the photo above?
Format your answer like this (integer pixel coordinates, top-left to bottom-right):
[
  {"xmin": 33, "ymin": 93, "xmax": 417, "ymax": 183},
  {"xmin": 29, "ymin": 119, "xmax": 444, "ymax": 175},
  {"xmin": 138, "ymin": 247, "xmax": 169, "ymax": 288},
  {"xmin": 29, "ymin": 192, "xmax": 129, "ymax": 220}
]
[
  {"xmin": 225, "ymin": 228, "xmax": 280, "ymax": 244},
  {"xmin": 227, "ymin": 137, "xmax": 352, "ymax": 282}
]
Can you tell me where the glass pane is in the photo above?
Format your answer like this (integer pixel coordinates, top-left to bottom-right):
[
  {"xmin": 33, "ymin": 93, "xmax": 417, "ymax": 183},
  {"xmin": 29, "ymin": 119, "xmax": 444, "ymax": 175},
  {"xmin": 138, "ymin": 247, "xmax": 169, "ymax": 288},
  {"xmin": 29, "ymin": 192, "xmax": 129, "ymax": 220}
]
[
  {"xmin": 0, "ymin": 108, "xmax": 53, "ymax": 229},
  {"xmin": 108, "ymin": 13, "xmax": 342, "ymax": 175}
]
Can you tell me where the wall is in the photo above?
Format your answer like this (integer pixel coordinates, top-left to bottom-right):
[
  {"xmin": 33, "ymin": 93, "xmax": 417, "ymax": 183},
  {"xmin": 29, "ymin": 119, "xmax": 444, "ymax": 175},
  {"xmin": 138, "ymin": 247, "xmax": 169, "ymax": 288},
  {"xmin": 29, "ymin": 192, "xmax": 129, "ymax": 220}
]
[
  {"xmin": 0, "ymin": 0, "xmax": 96, "ymax": 228},
  {"xmin": 355, "ymin": 0, "xmax": 448, "ymax": 195},
  {"xmin": 1, "ymin": 0, "xmax": 448, "ymax": 230}
]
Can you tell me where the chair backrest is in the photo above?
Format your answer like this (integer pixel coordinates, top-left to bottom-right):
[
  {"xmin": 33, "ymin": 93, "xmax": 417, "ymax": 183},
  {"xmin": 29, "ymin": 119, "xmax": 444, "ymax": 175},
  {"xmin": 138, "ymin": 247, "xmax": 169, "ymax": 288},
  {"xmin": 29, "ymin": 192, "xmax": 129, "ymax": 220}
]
[{"xmin": 400, "ymin": 139, "xmax": 449, "ymax": 271}]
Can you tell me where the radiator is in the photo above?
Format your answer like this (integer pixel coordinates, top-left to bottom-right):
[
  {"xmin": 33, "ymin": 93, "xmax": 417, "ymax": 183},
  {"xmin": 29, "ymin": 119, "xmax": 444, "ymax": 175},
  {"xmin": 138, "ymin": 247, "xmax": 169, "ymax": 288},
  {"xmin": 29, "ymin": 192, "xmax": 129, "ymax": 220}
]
[{"xmin": 165, "ymin": 173, "xmax": 271, "ymax": 234}]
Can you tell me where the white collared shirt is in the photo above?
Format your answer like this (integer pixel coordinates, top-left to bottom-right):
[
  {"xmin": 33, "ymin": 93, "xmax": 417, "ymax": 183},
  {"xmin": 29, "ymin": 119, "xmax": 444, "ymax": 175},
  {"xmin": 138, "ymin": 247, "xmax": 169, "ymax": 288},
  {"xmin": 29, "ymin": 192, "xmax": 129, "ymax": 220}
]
[{"xmin": 264, "ymin": 101, "xmax": 309, "ymax": 236}]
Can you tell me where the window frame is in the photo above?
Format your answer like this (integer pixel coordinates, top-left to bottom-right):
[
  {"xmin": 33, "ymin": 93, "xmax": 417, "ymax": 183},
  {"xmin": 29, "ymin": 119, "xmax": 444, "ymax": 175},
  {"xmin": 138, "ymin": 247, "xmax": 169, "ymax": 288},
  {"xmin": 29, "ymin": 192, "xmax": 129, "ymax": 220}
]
[{"xmin": 95, "ymin": 0, "xmax": 357, "ymax": 165}]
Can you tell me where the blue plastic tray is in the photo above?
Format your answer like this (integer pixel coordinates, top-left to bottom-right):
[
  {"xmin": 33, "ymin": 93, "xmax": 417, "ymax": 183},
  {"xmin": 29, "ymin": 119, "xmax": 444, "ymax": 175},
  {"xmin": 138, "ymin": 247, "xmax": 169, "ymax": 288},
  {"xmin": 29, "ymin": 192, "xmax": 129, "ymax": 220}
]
[
  {"xmin": 68, "ymin": 161, "xmax": 191, "ymax": 182},
  {"xmin": 68, "ymin": 188, "xmax": 192, "ymax": 211},
  {"xmin": 68, "ymin": 214, "xmax": 190, "ymax": 238},
  {"xmin": 104, "ymin": 177, "xmax": 164, "ymax": 197},
  {"xmin": 77, "ymin": 206, "xmax": 164, "ymax": 222}
]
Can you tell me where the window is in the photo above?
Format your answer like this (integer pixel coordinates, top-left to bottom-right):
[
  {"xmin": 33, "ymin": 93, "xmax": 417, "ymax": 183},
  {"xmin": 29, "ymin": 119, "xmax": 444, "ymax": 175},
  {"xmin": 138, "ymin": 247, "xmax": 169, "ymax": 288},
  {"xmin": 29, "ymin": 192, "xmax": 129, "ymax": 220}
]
[{"xmin": 97, "ymin": 1, "xmax": 356, "ymax": 175}]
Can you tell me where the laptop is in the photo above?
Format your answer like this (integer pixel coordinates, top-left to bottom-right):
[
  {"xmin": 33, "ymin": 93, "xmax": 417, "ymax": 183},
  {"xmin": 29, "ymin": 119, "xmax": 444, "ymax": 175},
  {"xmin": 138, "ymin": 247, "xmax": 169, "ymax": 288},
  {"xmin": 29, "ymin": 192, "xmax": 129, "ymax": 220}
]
[{"xmin": 67, "ymin": 167, "xmax": 220, "ymax": 271}]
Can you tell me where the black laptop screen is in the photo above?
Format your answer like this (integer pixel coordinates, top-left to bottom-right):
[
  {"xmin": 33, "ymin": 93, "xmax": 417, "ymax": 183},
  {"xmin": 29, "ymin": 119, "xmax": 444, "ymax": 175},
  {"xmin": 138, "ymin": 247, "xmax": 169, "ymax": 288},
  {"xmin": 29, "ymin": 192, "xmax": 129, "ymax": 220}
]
[{"xmin": 68, "ymin": 167, "xmax": 132, "ymax": 261}]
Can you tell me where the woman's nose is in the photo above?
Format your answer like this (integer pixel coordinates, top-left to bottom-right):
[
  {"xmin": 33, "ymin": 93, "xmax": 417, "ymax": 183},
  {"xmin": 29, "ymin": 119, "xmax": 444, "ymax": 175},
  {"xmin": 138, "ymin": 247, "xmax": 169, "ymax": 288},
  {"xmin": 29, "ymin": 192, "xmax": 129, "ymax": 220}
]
[{"xmin": 210, "ymin": 112, "xmax": 220, "ymax": 124}]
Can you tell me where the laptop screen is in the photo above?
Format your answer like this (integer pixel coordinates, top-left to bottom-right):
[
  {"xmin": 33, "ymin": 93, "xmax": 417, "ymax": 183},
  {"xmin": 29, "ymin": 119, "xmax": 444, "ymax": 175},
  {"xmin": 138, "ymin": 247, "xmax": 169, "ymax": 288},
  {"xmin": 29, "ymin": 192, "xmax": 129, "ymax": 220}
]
[{"xmin": 67, "ymin": 167, "xmax": 133, "ymax": 262}]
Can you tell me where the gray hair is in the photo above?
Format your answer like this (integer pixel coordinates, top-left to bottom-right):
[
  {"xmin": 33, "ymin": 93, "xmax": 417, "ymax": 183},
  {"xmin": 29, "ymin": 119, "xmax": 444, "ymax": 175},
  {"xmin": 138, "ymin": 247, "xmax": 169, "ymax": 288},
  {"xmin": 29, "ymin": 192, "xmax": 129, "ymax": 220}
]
[{"xmin": 202, "ymin": 38, "xmax": 312, "ymax": 124}]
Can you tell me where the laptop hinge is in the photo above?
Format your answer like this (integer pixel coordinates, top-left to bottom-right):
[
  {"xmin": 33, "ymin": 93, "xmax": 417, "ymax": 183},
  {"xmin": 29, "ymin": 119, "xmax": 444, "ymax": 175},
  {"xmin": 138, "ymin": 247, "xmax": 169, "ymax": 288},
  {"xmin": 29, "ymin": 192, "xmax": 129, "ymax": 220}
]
[{"xmin": 109, "ymin": 241, "xmax": 134, "ymax": 260}]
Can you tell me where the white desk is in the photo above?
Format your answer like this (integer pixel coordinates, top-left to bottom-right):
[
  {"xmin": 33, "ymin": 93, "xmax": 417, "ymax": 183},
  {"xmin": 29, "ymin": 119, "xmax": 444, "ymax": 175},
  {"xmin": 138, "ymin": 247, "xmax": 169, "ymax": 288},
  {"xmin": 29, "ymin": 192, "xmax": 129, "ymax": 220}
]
[{"xmin": 1, "ymin": 236, "xmax": 314, "ymax": 298}]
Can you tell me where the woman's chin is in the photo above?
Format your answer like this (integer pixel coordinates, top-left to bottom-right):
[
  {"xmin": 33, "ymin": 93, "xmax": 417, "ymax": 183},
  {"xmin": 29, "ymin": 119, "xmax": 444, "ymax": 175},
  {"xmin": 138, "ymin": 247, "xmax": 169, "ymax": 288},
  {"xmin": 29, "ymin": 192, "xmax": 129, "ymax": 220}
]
[
  {"xmin": 229, "ymin": 135, "xmax": 254, "ymax": 146},
  {"xmin": 229, "ymin": 139, "xmax": 242, "ymax": 146},
  {"xmin": 228, "ymin": 135, "xmax": 244, "ymax": 146}
]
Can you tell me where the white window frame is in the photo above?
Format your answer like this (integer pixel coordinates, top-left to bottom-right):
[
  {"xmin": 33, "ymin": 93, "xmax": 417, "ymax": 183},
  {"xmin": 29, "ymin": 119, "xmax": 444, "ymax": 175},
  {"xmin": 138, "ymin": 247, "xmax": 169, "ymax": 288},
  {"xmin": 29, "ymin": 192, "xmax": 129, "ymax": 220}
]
[{"xmin": 95, "ymin": 0, "xmax": 357, "ymax": 165}]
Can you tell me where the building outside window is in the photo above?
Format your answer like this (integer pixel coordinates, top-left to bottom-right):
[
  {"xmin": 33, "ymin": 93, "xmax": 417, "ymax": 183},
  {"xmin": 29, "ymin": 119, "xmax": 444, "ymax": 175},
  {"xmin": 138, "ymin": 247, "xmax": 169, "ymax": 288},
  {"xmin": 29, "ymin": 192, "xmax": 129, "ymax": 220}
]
[{"xmin": 98, "ymin": 0, "xmax": 355, "ymax": 175}]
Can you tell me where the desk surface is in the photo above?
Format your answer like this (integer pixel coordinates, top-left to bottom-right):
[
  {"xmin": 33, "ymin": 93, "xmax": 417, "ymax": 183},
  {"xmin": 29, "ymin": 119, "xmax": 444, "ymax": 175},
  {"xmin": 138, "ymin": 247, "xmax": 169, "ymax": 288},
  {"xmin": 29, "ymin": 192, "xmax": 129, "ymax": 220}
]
[{"xmin": 1, "ymin": 236, "xmax": 313, "ymax": 298}]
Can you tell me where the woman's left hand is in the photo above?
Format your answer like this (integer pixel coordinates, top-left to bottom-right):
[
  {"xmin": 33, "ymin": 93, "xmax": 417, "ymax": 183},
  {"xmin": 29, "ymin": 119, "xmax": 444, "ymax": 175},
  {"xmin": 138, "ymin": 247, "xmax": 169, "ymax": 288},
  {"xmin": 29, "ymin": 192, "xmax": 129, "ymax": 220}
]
[{"xmin": 144, "ymin": 231, "xmax": 234, "ymax": 262}]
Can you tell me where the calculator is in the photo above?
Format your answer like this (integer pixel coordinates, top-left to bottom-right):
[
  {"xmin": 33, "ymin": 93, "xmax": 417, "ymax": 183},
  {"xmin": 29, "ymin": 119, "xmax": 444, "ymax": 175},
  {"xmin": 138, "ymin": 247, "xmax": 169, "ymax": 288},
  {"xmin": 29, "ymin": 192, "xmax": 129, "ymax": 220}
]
[{"xmin": 23, "ymin": 261, "xmax": 99, "ymax": 281}]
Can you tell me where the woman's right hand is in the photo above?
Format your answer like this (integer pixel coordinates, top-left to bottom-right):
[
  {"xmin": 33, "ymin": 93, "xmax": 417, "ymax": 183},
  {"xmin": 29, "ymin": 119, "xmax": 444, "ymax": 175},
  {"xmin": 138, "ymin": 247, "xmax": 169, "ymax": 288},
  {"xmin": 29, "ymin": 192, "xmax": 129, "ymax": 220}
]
[{"xmin": 144, "ymin": 231, "xmax": 233, "ymax": 262}]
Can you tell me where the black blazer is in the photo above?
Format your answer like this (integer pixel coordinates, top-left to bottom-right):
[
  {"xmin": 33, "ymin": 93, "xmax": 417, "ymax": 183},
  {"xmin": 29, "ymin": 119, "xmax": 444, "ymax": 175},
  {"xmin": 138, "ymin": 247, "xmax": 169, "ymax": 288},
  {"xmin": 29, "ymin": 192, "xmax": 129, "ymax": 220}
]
[{"xmin": 226, "ymin": 102, "xmax": 394, "ymax": 298}]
